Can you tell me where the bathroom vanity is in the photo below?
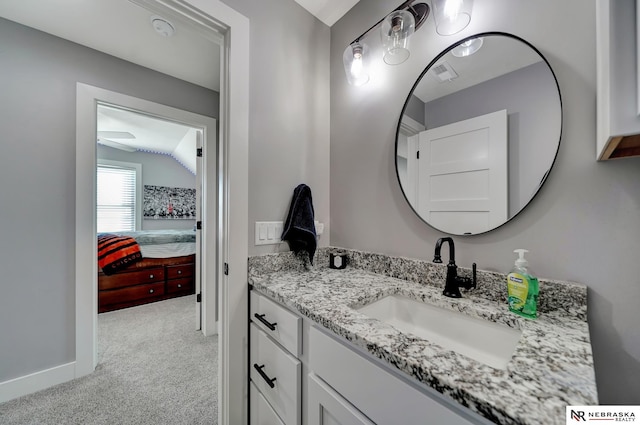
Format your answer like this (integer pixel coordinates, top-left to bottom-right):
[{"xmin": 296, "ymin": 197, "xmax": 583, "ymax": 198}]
[{"xmin": 248, "ymin": 248, "xmax": 597, "ymax": 425}]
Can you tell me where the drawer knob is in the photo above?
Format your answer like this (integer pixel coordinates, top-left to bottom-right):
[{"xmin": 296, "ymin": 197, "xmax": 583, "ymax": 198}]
[
  {"xmin": 254, "ymin": 313, "xmax": 277, "ymax": 331},
  {"xmin": 253, "ymin": 364, "xmax": 277, "ymax": 388},
  {"xmin": 177, "ymin": 270, "xmax": 182, "ymax": 274},
  {"xmin": 177, "ymin": 284, "xmax": 182, "ymax": 288},
  {"xmin": 149, "ymin": 289, "xmax": 154, "ymax": 294},
  {"xmin": 149, "ymin": 274, "xmax": 154, "ymax": 279}
]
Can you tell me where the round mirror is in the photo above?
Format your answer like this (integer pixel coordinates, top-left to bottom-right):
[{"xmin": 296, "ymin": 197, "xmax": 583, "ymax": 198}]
[{"xmin": 395, "ymin": 32, "xmax": 562, "ymax": 235}]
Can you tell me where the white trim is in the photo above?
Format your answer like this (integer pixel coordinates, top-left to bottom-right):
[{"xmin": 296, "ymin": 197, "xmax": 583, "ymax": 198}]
[
  {"xmin": 0, "ymin": 362, "xmax": 75, "ymax": 403},
  {"xmin": 76, "ymin": 83, "xmax": 219, "ymax": 371},
  {"xmin": 78, "ymin": 2, "xmax": 249, "ymax": 424},
  {"xmin": 399, "ymin": 115, "xmax": 426, "ymax": 136},
  {"xmin": 178, "ymin": 2, "xmax": 250, "ymax": 424},
  {"xmin": 96, "ymin": 159, "xmax": 143, "ymax": 231}
]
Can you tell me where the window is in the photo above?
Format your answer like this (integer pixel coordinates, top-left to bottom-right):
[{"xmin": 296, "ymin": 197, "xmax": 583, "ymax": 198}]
[{"xmin": 97, "ymin": 160, "xmax": 142, "ymax": 232}]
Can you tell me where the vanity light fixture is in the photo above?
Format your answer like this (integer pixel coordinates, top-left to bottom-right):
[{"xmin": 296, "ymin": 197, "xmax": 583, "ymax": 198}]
[
  {"xmin": 432, "ymin": 0, "xmax": 473, "ymax": 36},
  {"xmin": 343, "ymin": 0, "xmax": 430, "ymax": 85},
  {"xmin": 451, "ymin": 36, "xmax": 483, "ymax": 57}
]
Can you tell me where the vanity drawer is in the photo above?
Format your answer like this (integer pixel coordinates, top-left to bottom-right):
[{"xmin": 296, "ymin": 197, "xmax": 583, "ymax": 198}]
[
  {"xmin": 99, "ymin": 282, "xmax": 165, "ymax": 306},
  {"xmin": 250, "ymin": 381, "xmax": 286, "ymax": 425},
  {"xmin": 166, "ymin": 263, "xmax": 194, "ymax": 280},
  {"xmin": 98, "ymin": 267, "xmax": 164, "ymax": 290},
  {"xmin": 250, "ymin": 323, "xmax": 300, "ymax": 425},
  {"xmin": 250, "ymin": 291, "xmax": 301, "ymax": 356}
]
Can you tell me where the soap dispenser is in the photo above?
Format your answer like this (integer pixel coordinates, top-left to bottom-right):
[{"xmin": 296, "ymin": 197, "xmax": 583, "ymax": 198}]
[{"xmin": 507, "ymin": 249, "xmax": 539, "ymax": 319}]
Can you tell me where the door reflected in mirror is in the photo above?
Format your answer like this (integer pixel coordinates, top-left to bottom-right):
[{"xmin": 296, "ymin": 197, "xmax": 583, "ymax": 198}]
[{"xmin": 396, "ymin": 33, "xmax": 561, "ymax": 235}]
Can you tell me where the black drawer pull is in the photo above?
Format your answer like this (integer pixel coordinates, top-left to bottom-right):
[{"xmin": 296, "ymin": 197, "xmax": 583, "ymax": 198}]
[
  {"xmin": 254, "ymin": 313, "xmax": 277, "ymax": 331},
  {"xmin": 253, "ymin": 364, "xmax": 276, "ymax": 388}
]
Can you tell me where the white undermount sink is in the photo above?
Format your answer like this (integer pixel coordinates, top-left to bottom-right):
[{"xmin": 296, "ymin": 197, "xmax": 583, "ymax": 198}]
[{"xmin": 356, "ymin": 294, "xmax": 522, "ymax": 370}]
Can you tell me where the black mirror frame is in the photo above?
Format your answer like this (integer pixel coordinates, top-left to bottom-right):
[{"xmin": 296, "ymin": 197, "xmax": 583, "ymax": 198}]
[{"xmin": 394, "ymin": 31, "xmax": 563, "ymax": 236}]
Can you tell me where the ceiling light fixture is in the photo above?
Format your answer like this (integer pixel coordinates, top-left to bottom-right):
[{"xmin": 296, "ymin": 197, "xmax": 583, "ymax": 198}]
[
  {"xmin": 343, "ymin": 0, "xmax": 430, "ymax": 85},
  {"xmin": 432, "ymin": 0, "xmax": 473, "ymax": 36},
  {"xmin": 150, "ymin": 15, "xmax": 175, "ymax": 37}
]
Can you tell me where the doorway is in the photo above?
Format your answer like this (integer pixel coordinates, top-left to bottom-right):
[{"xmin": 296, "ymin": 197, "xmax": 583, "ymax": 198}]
[
  {"xmin": 75, "ymin": 2, "xmax": 249, "ymax": 424},
  {"xmin": 95, "ymin": 102, "xmax": 217, "ymax": 334}
]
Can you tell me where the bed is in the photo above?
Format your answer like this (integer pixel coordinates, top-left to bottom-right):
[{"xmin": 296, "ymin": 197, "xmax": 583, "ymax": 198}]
[{"xmin": 97, "ymin": 229, "xmax": 197, "ymax": 313}]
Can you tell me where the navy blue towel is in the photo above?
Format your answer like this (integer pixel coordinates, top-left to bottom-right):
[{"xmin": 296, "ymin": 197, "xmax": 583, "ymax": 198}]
[{"xmin": 281, "ymin": 184, "xmax": 317, "ymax": 264}]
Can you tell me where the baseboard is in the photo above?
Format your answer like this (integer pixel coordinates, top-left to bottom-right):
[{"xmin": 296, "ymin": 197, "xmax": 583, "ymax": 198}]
[{"xmin": 0, "ymin": 362, "xmax": 76, "ymax": 403}]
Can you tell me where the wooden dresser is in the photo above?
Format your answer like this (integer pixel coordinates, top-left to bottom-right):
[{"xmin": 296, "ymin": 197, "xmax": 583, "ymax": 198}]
[{"xmin": 98, "ymin": 255, "xmax": 195, "ymax": 313}]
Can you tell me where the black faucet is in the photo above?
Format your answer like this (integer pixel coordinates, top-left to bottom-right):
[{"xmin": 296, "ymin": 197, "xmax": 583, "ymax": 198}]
[{"xmin": 433, "ymin": 237, "xmax": 476, "ymax": 298}]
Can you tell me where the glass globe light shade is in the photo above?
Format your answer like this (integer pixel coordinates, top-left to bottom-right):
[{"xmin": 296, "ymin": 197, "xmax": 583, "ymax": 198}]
[
  {"xmin": 380, "ymin": 9, "xmax": 415, "ymax": 65},
  {"xmin": 343, "ymin": 42, "xmax": 370, "ymax": 86},
  {"xmin": 433, "ymin": 0, "xmax": 473, "ymax": 36},
  {"xmin": 451, "ymin": 37, "xmax": 483, "ymax": 57}
]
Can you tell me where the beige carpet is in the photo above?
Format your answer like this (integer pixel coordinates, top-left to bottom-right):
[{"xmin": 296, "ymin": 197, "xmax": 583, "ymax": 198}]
[{"xmin": 0, "ymin": 295, "xmax": 218, "ymax": 425}]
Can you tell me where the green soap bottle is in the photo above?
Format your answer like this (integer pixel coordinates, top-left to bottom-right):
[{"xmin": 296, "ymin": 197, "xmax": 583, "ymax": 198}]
[{"xmin": 507, "ymin": 249, "xmax": 539, "ymax": 319}]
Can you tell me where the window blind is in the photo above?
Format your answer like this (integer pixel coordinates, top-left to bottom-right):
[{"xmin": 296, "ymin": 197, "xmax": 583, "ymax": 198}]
[{"xmin": 97, "ymin": 165, "xmax": 137, "ymax": 232}]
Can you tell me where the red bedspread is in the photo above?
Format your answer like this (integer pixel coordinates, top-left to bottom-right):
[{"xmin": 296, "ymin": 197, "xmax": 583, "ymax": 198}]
[{"xmin": 98, "ymin": 234, "xmax": 142, "ymax": 275}]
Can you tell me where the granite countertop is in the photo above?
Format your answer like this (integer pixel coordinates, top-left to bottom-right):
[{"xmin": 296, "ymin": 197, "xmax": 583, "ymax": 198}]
[{"xmin": 248, "ymin": 248, "xmax": 598, "ymax": 425}]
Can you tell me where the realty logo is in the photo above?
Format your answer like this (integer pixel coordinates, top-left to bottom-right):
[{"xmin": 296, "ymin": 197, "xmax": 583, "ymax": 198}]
[
  {"xmin": 570, "ymin": 410, "xmax": 586, "ymax": 421},
  {"xmin": 567, "ymin": 406, "xmax": 639, "ymax": 423}
]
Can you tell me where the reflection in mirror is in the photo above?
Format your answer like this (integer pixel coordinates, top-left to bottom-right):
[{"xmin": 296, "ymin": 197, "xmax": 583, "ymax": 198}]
[{"xmin": 396, "ymin": 33, "xmax": 561, "ymax": 235}]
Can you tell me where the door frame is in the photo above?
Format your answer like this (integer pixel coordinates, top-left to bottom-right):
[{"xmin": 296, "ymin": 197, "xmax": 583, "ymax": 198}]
[
  {"xmin": 74, "ymin": 2, "xmax": 249, "ymax": 424},
  {"xmin": 94, "ymin": 101, "xmax": 217, "ymax": 335}
]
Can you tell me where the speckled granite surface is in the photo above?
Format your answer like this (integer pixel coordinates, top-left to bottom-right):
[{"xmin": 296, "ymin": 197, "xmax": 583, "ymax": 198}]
[{"xmin": 248, "ymin": 247, "xmax": 597, "ymax": 425}]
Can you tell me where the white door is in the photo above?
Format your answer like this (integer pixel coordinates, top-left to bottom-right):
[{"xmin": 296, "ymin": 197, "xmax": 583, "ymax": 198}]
[
  {"xmin": 195, "ymin": 130, "xmax": 203, "ymax": 331},
  {"xmin": 418, "ymin": 109, "xmax": 508, "ymax": 234},
  {"xmin": 200, "ymin": 125, "xmax": 218, "ymax": 337}
]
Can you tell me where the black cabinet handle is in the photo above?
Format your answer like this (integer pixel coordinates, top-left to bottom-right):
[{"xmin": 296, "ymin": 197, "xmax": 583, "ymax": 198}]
[
  {"xmin": 254, "ymin": 313, "xmax": 277, "ymax": 331},
  {"xmin": 253, "ymin": 364, "xmax": 276, "ymax": 388}
]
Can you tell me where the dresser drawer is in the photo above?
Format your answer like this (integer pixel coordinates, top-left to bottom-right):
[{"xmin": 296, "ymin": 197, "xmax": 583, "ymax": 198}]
[
  {"xmin": 166, "ymin": 263, "xmax": 194, "ymax": 280},
  {"xmin": 167, "ymin": 277, "xmax": 194, "ymax": 294},
  {"xmin": 250, "ymin": 381, "xmax": 285, "ymax": 425},
  {"xmin": 250, "ymin": 291, "xmax": 301, "ymax": 356},
  {"xmin": 98, "ymin": 267, "xmax": 165, "ymax": 290},
  {"xmin": 250, "ymin": 323, "xmax": 300, "ymax": 425},
  {"xmin": 99, "ymin": 282, "xmax": 165, "ymax": 306}
]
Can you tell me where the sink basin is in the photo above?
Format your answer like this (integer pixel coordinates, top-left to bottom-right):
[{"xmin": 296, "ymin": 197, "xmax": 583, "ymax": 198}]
[{"xmin": 355, "ymin": 295, "xmax": 521, "ymax": 369}]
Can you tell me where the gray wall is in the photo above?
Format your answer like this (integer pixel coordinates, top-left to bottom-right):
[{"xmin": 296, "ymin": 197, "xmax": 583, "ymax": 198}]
[
  {"xmin": 97, "ymin": 145, "xmax": 196, "ymax": 230},
  {"xmin": 424, "ymin": 61, "xmax": 561, "ymax": 216},
  {"xmin": 220, "ymin": 0, "xmax": 331, "ymax": 256},
  {"xmin": 0, "ymin": 18, "xmax": 217, "ymax": 382},
  {"xmin": 331, "ymin": 0, "xmax": 640, "ymax": 403}
]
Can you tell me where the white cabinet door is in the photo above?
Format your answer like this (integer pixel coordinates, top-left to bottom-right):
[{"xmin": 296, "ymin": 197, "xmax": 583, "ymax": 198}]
[
  {"xmin": 250, "ymin": 381, "xmax": 286, "ymax": 425},
  {"xmin": 418, "ymin": 109, "xmax": 507, "ymax": 234},
  {"xmin": 307, "ymin": 373, "xmax": 375, "ymax": 425}
]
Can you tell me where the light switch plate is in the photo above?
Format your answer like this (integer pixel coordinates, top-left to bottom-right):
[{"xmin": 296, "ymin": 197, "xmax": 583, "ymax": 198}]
[
  {"xmin": 255, "ymin": 221, "xmax": 285, "ymax": 246},
  {"xmin": 255, "ymin": 220, "xmax": 324, "ymax": 245}
]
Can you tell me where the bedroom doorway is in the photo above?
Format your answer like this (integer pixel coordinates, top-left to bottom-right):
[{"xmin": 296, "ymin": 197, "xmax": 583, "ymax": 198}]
[
  {"xmin": 95, "ymin": 103, "xmax": 216, "ymax": 334},
  {"xmin": 75, "ymin": 2, "xmax": 249, "ymax": 423}
]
